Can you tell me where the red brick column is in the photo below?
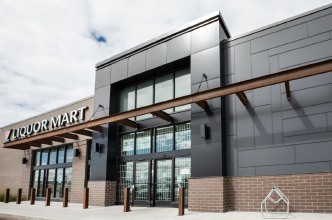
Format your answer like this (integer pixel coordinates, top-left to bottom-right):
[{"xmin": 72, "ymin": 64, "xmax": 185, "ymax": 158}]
[
  {"xmin": 21, "ymin": 149, "xmax": 33, "ymax": 200},
  {"xmin": 188, "ymin": 177, "xmax": 228, "ymax": 212},
  {"xmin": 70, "ymin": 140, "xmax": 88, "ymax": 203},
  {"xmin": 87, "ymin": 181, "xmax": 116, "ymax": 206}
]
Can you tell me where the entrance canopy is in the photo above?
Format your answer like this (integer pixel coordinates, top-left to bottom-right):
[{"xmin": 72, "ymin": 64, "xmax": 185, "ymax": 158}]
[{"xmin": 3, "ymin": 58, "xmax": 332, "ymax": 150}]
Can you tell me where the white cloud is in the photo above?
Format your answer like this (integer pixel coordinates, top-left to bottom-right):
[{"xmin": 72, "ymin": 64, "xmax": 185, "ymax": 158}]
[{"xmin": 0, "ymin": 0, "xmax": 331, "ymax": 127}]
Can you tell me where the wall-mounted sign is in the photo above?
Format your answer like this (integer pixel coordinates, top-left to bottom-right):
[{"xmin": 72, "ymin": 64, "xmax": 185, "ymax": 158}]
[
  {"xmin": 4, "ymin": 106, "xmax": 88, "ymax": 143},
  {"xmin": 180, "ymin": 167, "xmax": 190, "ymax": 175}
]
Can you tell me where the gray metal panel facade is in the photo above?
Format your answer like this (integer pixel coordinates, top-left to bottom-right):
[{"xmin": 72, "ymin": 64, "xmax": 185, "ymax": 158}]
[{"xmin": 224, "ymin": 5, "xmax": 332, "ymax": 177}]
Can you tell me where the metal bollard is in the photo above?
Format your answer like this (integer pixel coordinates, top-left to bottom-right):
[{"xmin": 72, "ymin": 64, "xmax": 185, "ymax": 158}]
[
  {"xmin": 45, "ymin": 188, "xmax": 51, "ymax": 206},
  {"xmin": 63, "ymin": 188, "xmax": 68, "ymax": 207},
  {"xmin": 4, "ymin": 188, "xmax": 10, "ymax": 203},
  {"xmin": 30, "ymin": 188, "xmax": 36, "ymax": 205},
  {"xmin": 178, "ymin": 187, "xmax": 185, "ymax": 216},
  {"xmin": 83, "ymin": 188, "xmax": 89, "ymax": 209},
  {"xmin": 17, "ymin": 188, "xmax": 22, "ymax": 204},
  {"xmin": 123, "ymin": 188, "xmax": 130, "ymax": 212}
]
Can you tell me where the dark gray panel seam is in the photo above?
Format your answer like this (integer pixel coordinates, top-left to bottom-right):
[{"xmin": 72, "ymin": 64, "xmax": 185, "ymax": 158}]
[
  {"xmin": 280, "ymin": 55, "xmax": 332, "ymax": 71},
  {"xmin": 238, "ymin": 159, "xmax": 330, "ymax": 168},
  {"xmin": 280, "ymin": 80, "xmax": 332, "ymax": 95}
]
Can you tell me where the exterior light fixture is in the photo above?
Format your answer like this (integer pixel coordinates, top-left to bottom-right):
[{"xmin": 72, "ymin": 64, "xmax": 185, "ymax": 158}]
[
  {"xmin": 22, "ymin": 157, "xmax": 28, "ymax": 164},
  {"xmin": 74, "ymin": 149, "xmax": 80, "ymax": 157}
]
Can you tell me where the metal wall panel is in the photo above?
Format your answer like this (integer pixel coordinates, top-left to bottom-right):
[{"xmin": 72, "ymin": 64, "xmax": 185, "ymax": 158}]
[
  {"xmin": 296, "ymin": 140, "xmax": 332, "ymax": 163},
  {"xmin": 95, "ymin": 66, "xmax": 111, "ymax": 89},
  {"xmin": 284, "ymin": 131, "xmax": 332, "ymax": 145},
  {"xmin": 282, "ymin": 108, "xmax": 303, "ymax": 119},
  {"xmin": 234, "ymin": 41, "xmax": 252, "ymax": 82},
  {"xmin": 236, "ymin": 92, "xmax": 254, "ymax": 150},
  {"xmin": 111, "ymin": 59, "xmax": 128, "ymax": 83},
  {"xmin": 226, "ymin": 135, "xmax": 237, "ymax": 176},
  {"xmin": 272, "ymin": 112, "xmax": 283, "ymax": 146},
  {"xmin": 93, "ymin": 85, "xmax": 111, "ymax": 115},
  {"xmin": 328, "ymin": 112, "xmax": 332, "ymax": 131},
  {"xmin": 191, "ymin": 109, "xmax": 221, "ymax": 145},
  {"xmin": 191, "ymin": 141, "xmax": 222, "ymax": 177},
  {"xmin": 256, "ymin": 162, "xmax": 330, "ymax": 176},
  {"xmin": 303, "ymin": 102, "xmax": 332, "ymax": 115},
  {"xmin": 166, "ymin": 33, "xmax": 190, "ymax": 63},
  {"xmin": 283, "ymin": 113, "xmax": 327, "ymax": 137},
  {"xmin": 191, "ymin": 21, "xmax": 219, "ymax": 54},
  {"xmin": 269, "ymin": 55, "xmax": 279, "ymax": 74},
  {"xmin": 271, "ymin": 84, "xmax": 281, "ymax": 112},
  {"xmin": 287, "ymin": 7, "xmax": 332, "ymax": 27},
  {"xmin": 225, "ymin": 75, "xmax": 236, "ymax": 136},
  {"xmin": 252, "ymin": 50, "xmax": 269, "ymax": 78},
  {"xmin": 191, "ymin": 77, "xmax": 221, "ymax": 114},
  {"xmin": 254, "ymin": 105, "xmax": 273, "ymax": 148},
  {"xmin": 224, "ymin": 47, "xmax": 235, "ymax": 75},
  {"xmin": 253, "ymin": 86, "xmax": 271, "ymax": 107},
  {"xmin": 146, "ymin": 43, "xmax": 167, "ymax": 70},
  {"xmin": 279, "ymin": 39, "xmax": 332, "ymax": 70},
  {"xmin": 190, "ymin": 46, "xmax": 220, "ymax": 85},
  {"xmin": 238, "ymin": 167, "xmax": 255, "ymax": 176},
  {"xmin": 251, "ymin": 24, "xmax": 308, "ymax": 54},
  {"xmin": 238, "ymin": 146, "xmax": 295, "ymax": 167},
  {"xmin": 128, "ymin": 51, "xmax": 146, "ymax": 77},
  {"xmin": 281, "ymin": 84, "xmax": 332, "ymax": 110},
  {"xmin": 307, "ymin": 14, "xmax": 332, "ymax": 36}
]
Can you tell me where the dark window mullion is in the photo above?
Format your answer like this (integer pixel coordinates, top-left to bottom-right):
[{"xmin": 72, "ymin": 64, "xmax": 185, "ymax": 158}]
[
  {"xmin": 62, "ymin": 168, "xmax": 65, "ymax": 198},
  {"xmin": 173, "ymin": 124, "xmax": 176, "ymax": 151},
  {"xmin": 171, "ymin": 157, "xmax": 175, "ymax": 202},
  {"xmin": 173, "ymin": 71, "xmax": 175, "ymax": 112},
  {"xmin": 54, "ymin": 169, "xmax": 57, "ymax": 198},
  {"xmin": 134, "ymin": 132, "xmax": 137, "ymax": 156}
]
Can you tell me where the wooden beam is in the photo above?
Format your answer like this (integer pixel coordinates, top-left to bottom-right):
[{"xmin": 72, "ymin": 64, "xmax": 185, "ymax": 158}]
[
  {"xmin": 195, "ymin": 100, "xmax": 207, "ymax": 110},
  {"xmin": 236, "ymin": 91, "xmax": 247, "ymax": 107},
  {"xmin": 28, "ymin": 142, "xmax": 42, "ymax": 147},
  {"xmin": 117, "ymin": 119, "xmax": 137, "ymax": 128},
  {"xmin": 35, "ymin": 140, "xmax": 52, "ymax": 145},
  {"xmin": 151, "ymin": 111, "xmax": 171, "ymax": 122},
  {"xmin": 4, "ymin": 59, "xmax": 332, "ymax": 149},
  {"xmin": 87, "ymin": 126, "xmax": 102, "ymax": 132},
  {"xmin": 45, "ymin": 136, "xmax": 65, "ymax": 143},
  {"xmin": 71, "ymin": 130, "xmax": 93, "ymax": 137},
  {"xmin": 56, "ymin": 133, "xmax": 79, "ymax": 140},
  {"xmin": 285, "ymin": 81, "xmax": 290, "ymax": 100}
]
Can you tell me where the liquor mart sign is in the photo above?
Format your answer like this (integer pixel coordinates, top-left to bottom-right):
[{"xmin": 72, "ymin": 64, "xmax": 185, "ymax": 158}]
[{"xmin": 4, "ymin": 106, "xmax": 88, "ymax": 143}]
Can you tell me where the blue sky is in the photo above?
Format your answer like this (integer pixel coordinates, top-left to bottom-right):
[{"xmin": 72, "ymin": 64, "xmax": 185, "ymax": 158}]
[{"xmin": 0, "ymin": 0, "xmax": 331, "ymax": 127}]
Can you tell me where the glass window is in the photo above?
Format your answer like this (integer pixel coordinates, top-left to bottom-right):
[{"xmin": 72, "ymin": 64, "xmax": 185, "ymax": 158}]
[
  {"xmin": 33, "ymin": 170, "xmax": 39, "ymax": 196},
  {"xmin": 156, "ymin": 126, "xmax": 173, "ymax": 152},
  {"xmin": 175, "ymin": 68, "xmax": 191, "ymax": 111},
  {"xmin": 117, "ymin": 162, "xmax": 133, "ymax": 201},
  {"xmin": 136, "ymin": 130, "xmax": 151, "ymax": 155},
  {"xmin": 174, "ymin": 157, "xmax": 191, "ymax": 202},
  {"xmin": 64, "ymin": 167, "xmax": 72, "ymax": 199},
  {"xmin": 34, "ymin": 151, "xmax": 41, "ymax": 166},
  {"xmin": 135, "ymin": 162, "xmax": 149, "ymax": 200},
  {"xmin": 155, "ymin": 73, "xmax": 173, "ymax": 113},
  {"xmin": 38, "ymin": 170, "xmax": 44, "ymax": 197},
  {"xmin": 58, "ymin": 146, "xmax": 65, "ymax": 163},
  {"xmin": 47, "ymin": 169, "xmax": 56, "ymax": 197},
  {"xmin": 136, "ymin": 80, "xmax": 153, "ymax": 120},
  {"xmin": 49, "ymin": 148, "xmax": 57, "ymax": 165},
  {"xmin": 120, "ymin": 133, "xmax": 134, "ymax": 156},
  {"xmin": 66, "ymin": 145, "xmax": 73, "ymax": 163},
  {"xmin": 175, "ymin": 123, "xmax": 191, "ymax": 150},
  {"xmin": 156, "ymin": 160, "xmax": 172, "ymax": 201},
  {"xmin": 41, "ymin": 149, "xmax": 49, "ymax": 165},
  {"xmin": 120, "ymin": 86, "xmax": 136, "ymax": 112},
  {"xmin": 56, "ymin": 168, "xmax": 63, "ymax": 198}
]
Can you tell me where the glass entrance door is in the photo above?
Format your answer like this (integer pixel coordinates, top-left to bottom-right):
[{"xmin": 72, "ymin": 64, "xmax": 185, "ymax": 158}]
[
  {"xmin": 133, "ymin": 161, "xmax": 150, "ymax": 206},
  {"xmin": 155, "ymin": 159, "xmax": 172, "ymax": 207}
]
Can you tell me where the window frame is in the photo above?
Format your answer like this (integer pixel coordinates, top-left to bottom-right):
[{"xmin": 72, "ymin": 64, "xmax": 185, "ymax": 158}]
[{"xmin": 118, "ymin": 65, "xmax": 190, "ymax": 121}]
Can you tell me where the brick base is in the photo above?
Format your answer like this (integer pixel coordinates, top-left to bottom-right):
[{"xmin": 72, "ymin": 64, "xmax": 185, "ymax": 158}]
[
  {"xmin": 21, "ymin": 149, "xmax": 32, "ymax": 199},
  {"xmin": 87, "ymin": 181, "xmax": 116, "ymax": 206},
  {"xmin": 189, "ymin": 172, "xmax": 332, "ymax": 213}
]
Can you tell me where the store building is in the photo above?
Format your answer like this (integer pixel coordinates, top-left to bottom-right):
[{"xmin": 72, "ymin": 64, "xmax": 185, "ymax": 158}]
[{"xmin": 1, "ymin": 3, "xmax": 332, "ymax": 213}]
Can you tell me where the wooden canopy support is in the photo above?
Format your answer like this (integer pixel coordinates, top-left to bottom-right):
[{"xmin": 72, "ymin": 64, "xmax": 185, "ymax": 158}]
[
  {"xmin": 195, "ymin": 100, "xmax": 207, "ymax": 110},
  {"xmin": 28, "ymin": 142, "xmax": 42, "ymax": 148},
  {"xmin": 71, "ymin": 130, "xmax": 93, "ymax": 137},
  {"xmin": 117, "ymin": 119, "xmax": 137, "ymax": 128},
  {"xmin": 45, "ymin": 136, "xmax": 65, "ymax": 143},
  {"xmin": 4, "ymin": 59, "xmax": 332, "ymax": 150},
  {"xmin": 35, "ymin": 140, "xmax": 52, "ymax": 145},
  {"xmin": 56, "ymin": 133, "xmax": 79, "ymax": 140},
  {"xmin": 151, "ymin": 111, "xmax": 172, "ymax": 122},
  {"xmin": 285, "ymin": 81, "xmax": 290, "ymax": 100},
  {"xmin": 236, "ymin": 91, "xmax": 248, "ymax": 107},
  {"xmin": 87, "ymin": 126, "xmax": 102, "ymax": 132}
]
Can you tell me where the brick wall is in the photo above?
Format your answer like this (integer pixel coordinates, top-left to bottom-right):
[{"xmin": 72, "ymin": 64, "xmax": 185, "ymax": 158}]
[
  {"xmin": 70, "ymin": 140, "xmax": 88, "ymax": 203},
  {"xmin": 21, "ymin": 149, "xmax": 32, "ymax": 199},
  {"xmin": 188, "ymin": 177, "xmax": 228, "ymax": 212},
  {"xmin": 87, "ymin": 181, "xmax": 116, "ymax": 206},
  {"xmin": 188, "ymin": 172, "xmax": 332, "ymax": 213}
]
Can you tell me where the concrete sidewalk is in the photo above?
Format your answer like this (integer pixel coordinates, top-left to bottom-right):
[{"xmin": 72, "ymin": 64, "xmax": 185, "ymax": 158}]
[{"xmin": 0, "ymin": 201, "xmax": 332, "ymax": 220}]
